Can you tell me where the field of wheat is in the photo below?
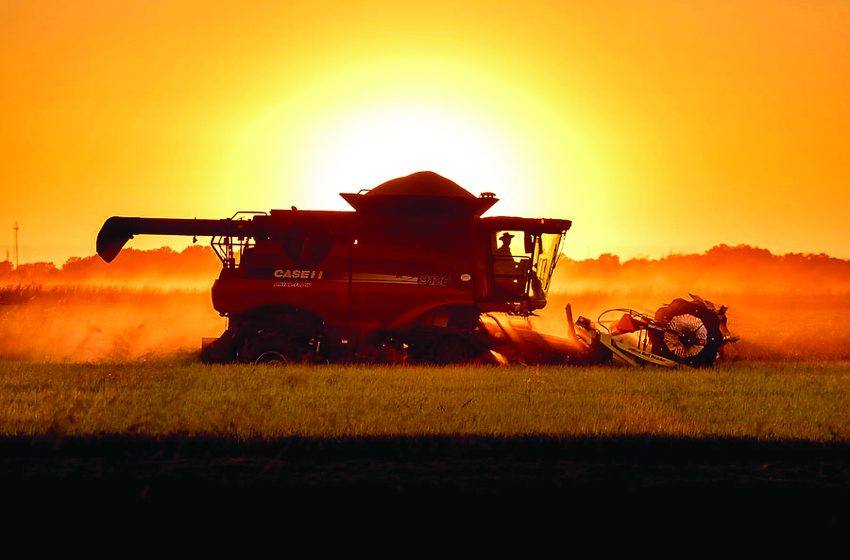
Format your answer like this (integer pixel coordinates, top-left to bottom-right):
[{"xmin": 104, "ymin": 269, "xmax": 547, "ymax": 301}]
[{"xmin": 1, "ymin": 358, "xmax": 848, "ymax": 442}]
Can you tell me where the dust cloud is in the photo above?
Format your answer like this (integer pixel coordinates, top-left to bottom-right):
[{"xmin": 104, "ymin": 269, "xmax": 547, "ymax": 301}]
[
  {"xmin": 2, "ymin": 243, "xmax": 849, "ymax": 362},
  {"xmin": 537, "ymin": 245, "xmax": 850, "ymax": 361},
  {"xmin": 0, "ymin": 246, "xmax": 224, "ymax": 362},
  {"xmin": 0, "ymin": 287, "xmax": 225, "ymax": 362}
]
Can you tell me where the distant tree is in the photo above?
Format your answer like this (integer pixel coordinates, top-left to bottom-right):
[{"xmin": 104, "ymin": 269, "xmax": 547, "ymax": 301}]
[{"xmin": 12, "ymin": 262, "xmax": 60, "ymax": 281}]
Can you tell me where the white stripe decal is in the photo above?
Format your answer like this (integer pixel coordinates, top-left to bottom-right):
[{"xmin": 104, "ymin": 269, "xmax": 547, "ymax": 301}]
[{"xmin": 350, "ymin": 273, "xmax": 421, "ymax": 284}]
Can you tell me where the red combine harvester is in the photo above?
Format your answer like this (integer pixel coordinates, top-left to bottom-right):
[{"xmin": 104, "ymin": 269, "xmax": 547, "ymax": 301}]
[{"xmin": 96, "ymin": 171, "xmax": 735, "ymax": 366}]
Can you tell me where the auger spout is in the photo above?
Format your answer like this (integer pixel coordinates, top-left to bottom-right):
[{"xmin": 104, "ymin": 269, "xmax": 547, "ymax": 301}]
[{"xmin": 96, "ymin": 216, "xmax": 255, "ymax": 262}]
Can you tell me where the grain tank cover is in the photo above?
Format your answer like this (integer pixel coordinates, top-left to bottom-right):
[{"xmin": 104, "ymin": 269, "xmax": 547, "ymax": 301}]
[{"xmin": 340, "ymin": 171, "xmax": 498, "ymax": 216}]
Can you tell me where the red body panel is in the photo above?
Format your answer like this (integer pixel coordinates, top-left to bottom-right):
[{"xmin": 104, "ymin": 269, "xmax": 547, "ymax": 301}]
[{"xmin": 211, "ymin": 211, "xmax": 481, "ymax": 329}]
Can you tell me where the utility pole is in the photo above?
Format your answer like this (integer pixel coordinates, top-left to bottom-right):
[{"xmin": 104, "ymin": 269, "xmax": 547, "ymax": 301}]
[{"xmin": 13, "ymin": 222, "xmax": 18, "ymax": 269}]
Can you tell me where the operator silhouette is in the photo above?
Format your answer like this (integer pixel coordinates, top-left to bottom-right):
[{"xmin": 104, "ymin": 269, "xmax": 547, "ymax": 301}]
[
  {"xmin": 494, "ymin": 232, "xmax": 514, "ymax": 257},
  {"xmin": 493, "ymin": 232, "xmax": 520, "ymax": 279},
  {"xmin": 493, "ymin": 231, "xmax": 523, "ymax": 296}
]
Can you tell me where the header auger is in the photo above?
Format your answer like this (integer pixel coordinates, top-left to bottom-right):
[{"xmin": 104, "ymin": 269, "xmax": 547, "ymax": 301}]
[{"xmin": 96, "ymin": 171, "xmax": 736, "ymax": 366}]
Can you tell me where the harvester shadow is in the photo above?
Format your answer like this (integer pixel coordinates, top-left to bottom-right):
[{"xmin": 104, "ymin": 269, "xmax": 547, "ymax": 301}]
[{"xmin": 1, "ymin": 434, "xmax": 848, "ymax": 552}]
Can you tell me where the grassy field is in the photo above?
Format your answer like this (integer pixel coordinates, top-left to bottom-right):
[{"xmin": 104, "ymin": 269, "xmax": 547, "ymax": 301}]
[
  {"xmin": 2, "ymin": 357, "xmax": 849, "ymax": 441},
  {"xmin": 2, "ymin": 357, "xmax": 849, "ymax": 552}
]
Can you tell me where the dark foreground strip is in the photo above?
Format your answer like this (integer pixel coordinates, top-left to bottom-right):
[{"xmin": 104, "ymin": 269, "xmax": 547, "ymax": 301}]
[{"xmin": 1, "ymin": 435, "xmax": 848, "ymax": 554}]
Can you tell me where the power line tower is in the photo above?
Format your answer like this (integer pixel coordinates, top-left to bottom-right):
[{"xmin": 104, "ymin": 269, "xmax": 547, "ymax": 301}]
[{"xmin": 13, "ymin": 222, "xmax": 19, "ymax": 269}]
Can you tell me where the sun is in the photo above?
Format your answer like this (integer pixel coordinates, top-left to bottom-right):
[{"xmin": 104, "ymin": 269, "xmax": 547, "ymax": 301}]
[
  {"xmin": 232, "ymin": 56, "xmax": 567, "ymax": 216},
  {"xmin": 221, "ymin": 56, "xmax": 592, "ymax": 223},
  {"xmin": 299, "ymin": 100, "xmax": 528, "ymax": 211}
]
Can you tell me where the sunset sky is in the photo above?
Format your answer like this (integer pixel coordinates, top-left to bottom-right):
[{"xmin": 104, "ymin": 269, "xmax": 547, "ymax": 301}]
[{"xmin": 2, "ymin": 0, "xmax": 848, "ymax": 265}]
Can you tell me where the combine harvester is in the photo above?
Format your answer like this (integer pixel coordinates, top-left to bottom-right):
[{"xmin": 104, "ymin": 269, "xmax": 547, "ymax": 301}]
[{"xmin": 96, "ymin": 172, "xmax": 736, "ymax": 367}]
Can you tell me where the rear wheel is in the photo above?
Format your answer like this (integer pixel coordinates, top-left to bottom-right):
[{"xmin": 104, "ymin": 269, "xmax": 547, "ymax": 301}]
[
  {"xmin": 253, "ymin": 351, "xmax": 289, "ymax": 366},
  {"xmin": 238, "ymin": 329, "xmax": 305, "ymax": 364},
  {"xmin": 649, "ymin": 299, "xmax": 723, "ymax": 367},
  {"xmin": 232, "ymin": 306, "xmax": 323, "ymax": 365}
]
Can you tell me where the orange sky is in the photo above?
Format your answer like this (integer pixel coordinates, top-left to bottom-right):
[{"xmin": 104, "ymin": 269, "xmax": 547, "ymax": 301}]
[{"xmin": 1, "ymin": 0, "xmax": 848, "ymax": 264}]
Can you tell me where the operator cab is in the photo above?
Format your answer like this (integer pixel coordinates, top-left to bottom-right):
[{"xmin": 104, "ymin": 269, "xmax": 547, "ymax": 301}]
[{"xmin": 484, "ymin": 221, "xmax": 568, "ymax": 314}]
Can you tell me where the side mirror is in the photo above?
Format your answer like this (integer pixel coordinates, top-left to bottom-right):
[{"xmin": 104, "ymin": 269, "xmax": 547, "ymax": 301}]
[{"xmin": 524, "ymin": 233, "xmax": 535, "ymax": 254}]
